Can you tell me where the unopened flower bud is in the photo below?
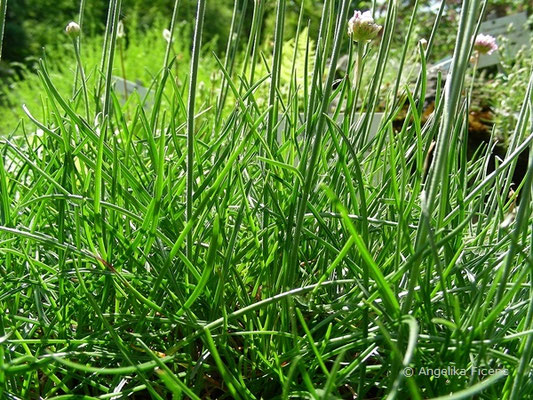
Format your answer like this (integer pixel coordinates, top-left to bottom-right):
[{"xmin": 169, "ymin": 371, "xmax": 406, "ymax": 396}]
[
  {"xmin": 117, "ymin": 21, "xmax": 125, "ymax": 39},
  {"xmin": 65, "ymin": 21, "xmax": 81, "ymax": 38},
  {"xmin": 163, "ymin": 28, "xmax": 173, "ymax": 44},
  {"xmin": 347, "ymin": 10, "xmax": 382, "ymax": 43},
  {"xmin": 474, "ymin": 33, "xmax": 498, "ymax": 55}
]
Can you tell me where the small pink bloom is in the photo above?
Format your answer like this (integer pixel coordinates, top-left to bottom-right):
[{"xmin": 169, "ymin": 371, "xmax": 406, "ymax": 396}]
[
  {"xmin": 347, "ymin": 10, "xmax": 382, "ymax": 43},
  {"xmin": 474, "ymin": 33, "xmax": 498, "ymax": 55}
]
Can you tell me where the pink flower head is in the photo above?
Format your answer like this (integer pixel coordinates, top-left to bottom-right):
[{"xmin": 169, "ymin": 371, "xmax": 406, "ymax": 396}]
[
  {"xmin": 347, "ymin": 10, "xmax": 382, "ymax": 43},
  {"xmin": 474, "ymin": 33, "xmax": 498, "ymax": 55}
]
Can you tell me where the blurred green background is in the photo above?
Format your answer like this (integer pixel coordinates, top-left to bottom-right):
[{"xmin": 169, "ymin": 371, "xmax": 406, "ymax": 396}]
[
  {"xmin": 0, "ymin": 0, "xmax": 531, "ymax": 134},
  {"xmin": 2, "ymin": 0, "xmax": 529, "ymax": 69}
]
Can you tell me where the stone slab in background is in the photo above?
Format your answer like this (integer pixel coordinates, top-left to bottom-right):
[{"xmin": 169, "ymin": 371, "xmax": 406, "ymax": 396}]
[
  {"xmin": 112, "ymin": 76, "xmax": 153, "ymax": 107},
  {"xmin": 277, "ymin": 112, "xmax": 384, "ymax": 145},
  {"xmin": 477, "ymin": 12, "xmax": 531, "ymax": 68}
]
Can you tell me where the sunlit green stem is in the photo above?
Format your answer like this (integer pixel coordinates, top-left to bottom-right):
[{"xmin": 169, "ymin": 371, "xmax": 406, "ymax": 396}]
[
  {"xmin": 0, "ymin": 0, "xmax": 7, "ymax": 63},
  {"xmin": 71, "ymin": 38, "xmax": 90, "ymax": 121},
  {"xmin": 349, "ymin": 41, "xmax": 364, "ymax": 133},
  {"xmin": 468, "ymin": 51, "xmax": 479, "ymax": 100},
  {"xmin": 72, "ymin": 0, "xmax": 86, "ymax": 97},
  {"xmin": 186, "ymin": 0, "xmax": 206, "ymax": 259},
  {"xmin": 118, "ymin": 39, "xmax": 128, "ymax": 99}
]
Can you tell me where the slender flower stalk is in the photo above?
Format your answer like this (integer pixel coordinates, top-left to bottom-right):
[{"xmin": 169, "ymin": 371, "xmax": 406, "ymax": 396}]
[
  {"xmin": 349, "ymin": 41, "xmax": 365, "ymax": 127},
  {"xmin": 102, "ymin": 0, "xmax": 122, "ymax": 118},
  {"xmin": 345, "ymin": 10, "xmax": 381, "ymax": 137},
  {"xmin": 346, "ymin": 9, "xmax": 385, "ymax": 148},
  {"xmin": 186, "ymin": 0, "xmax": 206, "ymax": 259},
  {"xmin": 66, "ymin": 21, "xmax": 90, "ymax": 121},
  {"xmin": 0, "ymin": 0, "xmax": 7, "ymax": 63},
  {"xmin": 344, "ymin": 13, "xmax": 381, "ymax": 391},
  {"xmin": 267, "ymin": 0, "xmax": 285, "ymax": 147},
  {"xmin": 117, "ymin": 20, "xmax": 129, "ymax": 100},
  {"xmin": 72, "ymin": 0, "xmax": 86, "ymax": 111},
  {"xmin": 468, "ymin": 34, "xmax": 497, "ymax": 103},
  {"xmin": 95, "ymin": 0, "xmax": 118, "ymax": 115},
  {"xmin": 468, "ymin": 51, "xmax": 479, "ymax": 101},
  {"xmin": 163, "ymin": 26, "xmax": 180, "ymax": 82},
  {"xmin": 162, "ymin": 27, "xmax": 180, "ymax": 79}
]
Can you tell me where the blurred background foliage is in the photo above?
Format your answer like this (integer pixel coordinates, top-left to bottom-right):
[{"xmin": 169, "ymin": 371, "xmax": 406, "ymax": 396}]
[
  {"xmin": 3, "ymin": 0, "xmax": 529, "ymax": 69},
  {"xmin": 0, "ymin": 0, "xmax": 531, "ymax": 133}
]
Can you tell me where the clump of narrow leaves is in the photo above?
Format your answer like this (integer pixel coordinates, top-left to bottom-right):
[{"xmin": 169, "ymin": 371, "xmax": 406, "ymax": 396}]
[{"xmin": 0, "ymin": 0, "xmax": 532, "ymax": 399}]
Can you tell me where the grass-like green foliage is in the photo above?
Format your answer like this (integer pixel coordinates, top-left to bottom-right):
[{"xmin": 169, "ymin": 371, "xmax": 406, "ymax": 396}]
[{"xmin": 1, "ymin": 0, "xmax": 532, "ymax": 398}]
